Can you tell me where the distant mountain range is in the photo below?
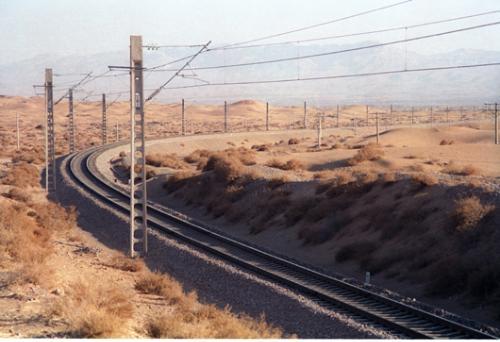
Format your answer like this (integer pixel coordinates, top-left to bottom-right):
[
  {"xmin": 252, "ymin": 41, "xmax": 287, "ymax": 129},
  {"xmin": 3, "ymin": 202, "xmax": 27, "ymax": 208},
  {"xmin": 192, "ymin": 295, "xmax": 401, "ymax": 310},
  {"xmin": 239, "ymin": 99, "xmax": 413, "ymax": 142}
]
[{"xmin": 1, "ymin": 42, "xmax": 499, "ymax": 105}]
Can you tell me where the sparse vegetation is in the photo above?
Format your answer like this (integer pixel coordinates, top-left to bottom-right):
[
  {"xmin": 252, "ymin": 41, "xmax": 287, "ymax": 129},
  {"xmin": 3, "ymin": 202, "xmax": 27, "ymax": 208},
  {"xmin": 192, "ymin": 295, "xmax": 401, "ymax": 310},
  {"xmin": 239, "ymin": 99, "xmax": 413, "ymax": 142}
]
[
  {"xmin": 146, "ymin": 153, "xmax": 188, "ymax": 169},
  {"xmin": 0, "ymin": 161, "xmax": 39, "ymax": 188},
  {"xmin": 347, "ymin": 143, "xmax": 384, "ymax": 166},
  {"xmin": 453, "ymin": 196, "xmax": 495, "ymax": 232},
  {"xmin": 265, "ymin": 158, "xmax": 304, "ymax": 171},
  {"xmin": 442, "ymin": 161, "xmax": 481, "ymax": 176}
]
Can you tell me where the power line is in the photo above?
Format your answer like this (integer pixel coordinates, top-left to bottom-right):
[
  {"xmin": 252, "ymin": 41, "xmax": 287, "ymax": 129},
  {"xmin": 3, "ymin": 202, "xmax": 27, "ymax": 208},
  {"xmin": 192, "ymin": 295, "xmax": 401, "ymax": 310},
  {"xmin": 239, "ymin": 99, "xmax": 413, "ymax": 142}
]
[
  {"xmin": 213, "ymin": 9, "xmax": 500, "ymax": 50},
  {"xmin": 219, "ymin": 0, "xmax": 414, "ymax": 48},
  {"xmin": 159, "ymin": 61, "xmax": 500, "ymax": 90},
  {"xmin": 149, "ymin": 20, "xmax": 500, "ymax": 72},
  {"xmin": 145, "ymin": 41, "xmax": 211, "ymax": 102}
]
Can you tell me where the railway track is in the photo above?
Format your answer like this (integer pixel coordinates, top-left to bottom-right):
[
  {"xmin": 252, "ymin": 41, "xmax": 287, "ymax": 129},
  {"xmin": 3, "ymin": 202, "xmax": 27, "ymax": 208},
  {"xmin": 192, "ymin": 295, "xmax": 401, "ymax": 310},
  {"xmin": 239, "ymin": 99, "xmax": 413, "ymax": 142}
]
[{"xmin": 63, "ymin": 140, "xmax": 498, "ymax": 339}]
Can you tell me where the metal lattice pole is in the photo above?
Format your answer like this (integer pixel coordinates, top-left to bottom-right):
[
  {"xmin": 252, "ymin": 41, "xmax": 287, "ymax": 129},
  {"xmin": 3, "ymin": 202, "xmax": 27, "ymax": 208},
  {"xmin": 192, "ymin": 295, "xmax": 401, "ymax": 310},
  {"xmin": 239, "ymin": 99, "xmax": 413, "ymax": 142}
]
[
  {"xmin": 45, "ymin": 68, "xmax": 56, "ymax": 194},
  {"xmin": 115, "ymin": 122, "xmax": 120, "ymax": 142},
  {"xmin": 102, "ymin": 93, "xmax": 108, "ymax": 145},
  {"xmin": 336, "ymin": 105, "xmax": 340, "ymax": 128},
  {"xmin": 129, "ymin": 35, "xmax": 147, "ymax": 258},
  {"xmin": 68, "ymin": 89, "xmax": 76, "ymax": 153},
  {"xmin": 181, "ymin": 98, "xmax": 185, "ymax": 136}
]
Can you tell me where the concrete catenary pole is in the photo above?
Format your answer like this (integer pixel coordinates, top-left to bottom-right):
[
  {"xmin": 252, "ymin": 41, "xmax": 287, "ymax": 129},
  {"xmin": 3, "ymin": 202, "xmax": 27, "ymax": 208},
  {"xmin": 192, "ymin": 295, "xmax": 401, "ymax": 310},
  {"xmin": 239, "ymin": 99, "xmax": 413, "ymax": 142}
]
[
  {"xmin": 336, "ymin": 105, "xmax": 340, "ymax": 128},
  {"xmin": 365, "ymin": 105, "xmax": 369, "ymax": 126},
  {"xmin": 129, "ymin": 35, "xmax": 147, "ymax": 257},
  {"xmin": 16, "ymin": 113, "xmax": 20, "ymax": 151},
  {"xmin": 224, "ymin": 101, "xmax": 228, "ymax": 132},
  {"xmin": 430, "ymin": 106, "xmax": 434, "ymax": 127},
  {"xmin": 266, "ymin": 102, "xmax": 269, "ymax": 131},
  {"xmin": 303, "ymin": 101, "xmax": 307, "ymax": 129},
  {"xmin": 115, "ymin": 122, "xmax": 120, "ymax": 142},
  {"xmin": 495, "ymin": 103, "xmax": 499, "ymax": 145},
  {"xmin": 181, "ymin": 98, "xmax": 185, "ymax": 136},
  {"xmin": 317, "ymin": 113, "xmax": 322, "ymax": 148},
  {"xmin": 376, "ymin": 112, "xmax": 380, "ymax": 144}
]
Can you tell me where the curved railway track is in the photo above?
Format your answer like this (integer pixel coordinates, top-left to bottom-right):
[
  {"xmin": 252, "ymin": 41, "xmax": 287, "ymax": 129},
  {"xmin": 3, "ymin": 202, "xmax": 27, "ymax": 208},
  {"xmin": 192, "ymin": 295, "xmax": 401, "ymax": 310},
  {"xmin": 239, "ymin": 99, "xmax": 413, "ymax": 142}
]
[{"xmin": 63, "ymin": 140, "xmax": 498, "ymax": 339}]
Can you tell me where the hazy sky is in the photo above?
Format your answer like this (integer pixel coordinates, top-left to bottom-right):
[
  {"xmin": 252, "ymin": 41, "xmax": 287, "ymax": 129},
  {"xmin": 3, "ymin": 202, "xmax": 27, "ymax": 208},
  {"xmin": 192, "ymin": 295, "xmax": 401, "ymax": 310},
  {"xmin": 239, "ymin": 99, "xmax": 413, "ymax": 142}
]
[{"xmin": 1, "ymin": 0, "xmax": 500, "ymax": 65}]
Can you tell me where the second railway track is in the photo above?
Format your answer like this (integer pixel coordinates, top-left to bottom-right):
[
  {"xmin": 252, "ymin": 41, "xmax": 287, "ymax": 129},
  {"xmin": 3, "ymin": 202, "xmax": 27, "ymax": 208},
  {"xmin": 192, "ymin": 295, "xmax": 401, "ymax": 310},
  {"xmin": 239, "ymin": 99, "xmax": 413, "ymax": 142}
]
[{"xmin": 63, "ymin": 141, "xmax": 498, "ymax": 339}]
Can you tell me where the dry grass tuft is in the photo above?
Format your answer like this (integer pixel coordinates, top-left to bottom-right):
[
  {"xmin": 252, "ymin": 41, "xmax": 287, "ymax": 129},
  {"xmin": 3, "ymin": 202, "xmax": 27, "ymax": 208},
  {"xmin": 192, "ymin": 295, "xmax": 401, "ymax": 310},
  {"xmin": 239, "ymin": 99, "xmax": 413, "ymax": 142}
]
[
  {"xmin": 59, "ymin": 282, "xmax": 134, "ymax": 338},
  {"xmin": 146, "ymin": 153, "xmax": 188, "ymax": 169},
  {"xmin": 5, "ymin": 187, "xmax": 32, "ymax": 202},
  {"xmin": 108, "ymin": 254, "xmax": 145, "ymax": 272},
  {"xmin": 453, "ymin": 196, "xmax": 495, "ymax": 232},
  {"xmin": 0, "ymin": 162, "xmax": 39, "ymax": 188},
  {"xmin": 439, "ymin": 139, "xmax": 454, "ymax": 145},
  {"xmin": 442, "ymin": 161, "xmax": 481, "ymax": 176},
  {"xmin": 347, "ymin": 143, "xmax": 384, "ymax": 166},
  {"xmin": 288, "ymin": 138, "xmax": 300, "ymax": 145},
  {"xmin": 411, "ymin": 173, "xmax": 438, "ymax": 187},
  {"xmin": 11, "ymin": 147, "xmax": 44, "ymax": 164},
  {"xmin": 33, "ymin": 202, "xmax": 77, "ymax": 232},
  {"xmin": 145, "ymin": 307, "xmax": 284, "ymax": 339},
  {"xmin": 265, "ymin": 158, "xmax": 304, "ymax": 171},
  {"xmin": 184, "ymin": 149, "xmax": 210, "ymax": 163},
  {"xmin": 135, "ymin": 272, "xmax": 184, "ymax": 304}
]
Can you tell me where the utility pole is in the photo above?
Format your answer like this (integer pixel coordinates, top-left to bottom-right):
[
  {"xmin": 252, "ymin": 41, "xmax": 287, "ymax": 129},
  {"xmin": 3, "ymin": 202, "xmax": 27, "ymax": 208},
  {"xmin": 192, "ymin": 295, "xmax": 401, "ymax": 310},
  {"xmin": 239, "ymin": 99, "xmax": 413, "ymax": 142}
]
[
  {"xmin": 181, "ymin": 98, "xmax": 185, "ymax": 136},
  {"xmin": 266, "ymin": 102, "xmax": 269, "ymax": 131},
  {"xmin": 317, "ymin": 113, "xmax": 322, "ymax": 148},
  {"xmin": 68, "ymin": 89, "xmax": 75, "ymax": 153},
  {"xmin": 336, "ymin": 105, "xmax": 340, "ymax": 128},
  {"xmin": 15, "ymin": 113, "xmax": 20, "ymax": 151},
  {"xmin": 115, "ymin": 122, "xmax": 120, "ymax": 142},
  {"xmin": 446, "ymin": 106, "xmax": 450, "ymax": 126},
  {"xmin": 410, "ymin": 106, "xmax": 414, "ymax": 126},
  {"xmin": 44, "ymin": 68, "xmax": 56, "ymax": 194},
  {"xmin": 102, "ymin": 94, "xmax": 108, "ymax": 145},
  {"xmin": 129, "ymin": 35, "xmax": 147, "ymax": 258},
  {"xmin": 485, "ymin": 103, "xmax": 499, "ymax": 144},
  {"xmin": 303, "ymin": 101, "xmax": 307, "ymax": 129},
  {"xmin": 430, "ymin": 106, "xmax": 434, "ymax": 127},
  {"xmin": 365, "ymin": 105, "xmax": 369, "ymax": 126},
  {"xmin": 375, "ymin": 112, "xmax": 380, "ymax": 144},
  {"xmin": 224, "ymin": 101, "xmax": 228, "ymax": 132},
  {"xmin": 390, "ymin": 104, "xmax": 393, "ymax": 126}
]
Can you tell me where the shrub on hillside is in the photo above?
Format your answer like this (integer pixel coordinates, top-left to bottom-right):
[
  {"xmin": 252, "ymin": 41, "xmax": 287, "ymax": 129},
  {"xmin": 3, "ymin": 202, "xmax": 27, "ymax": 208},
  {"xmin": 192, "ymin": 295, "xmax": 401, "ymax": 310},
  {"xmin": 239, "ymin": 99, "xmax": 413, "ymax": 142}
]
[
  {"xmin": 347, "ymin": 143, "xmax": 384, "ymax": 166},
  {"xmin": 146, "ymin": 153, "xmax": 188, "ymax": 169},
  {"xmin": 1, "ymin": 162, "xmax": 39, "ymax": 188},
  {"xmin": 442, "ymin": 161, "xmax": 481, "ymax": 176},
  {"xmin": 453, "ymin": 196, "xmax": 494, "ymax": 232},
  {"xmin": 265, "ymin": 158, "xmax": 303, "ymax": 171}
]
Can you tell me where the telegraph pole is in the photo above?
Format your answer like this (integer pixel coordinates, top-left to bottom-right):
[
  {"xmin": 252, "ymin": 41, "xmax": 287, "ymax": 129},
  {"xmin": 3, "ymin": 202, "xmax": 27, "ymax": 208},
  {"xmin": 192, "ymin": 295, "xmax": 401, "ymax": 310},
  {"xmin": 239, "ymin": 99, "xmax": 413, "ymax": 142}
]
[
  {"xmin": 430, "ymin": 106, "xmax": 434, "ymax": 126},
  {"xmin": 15, "ymin": 113, "xmax": 20, "ymax": 151},
  {"xmin": 446, "ymin": 106, "xmax": 450, "ymax": 126},
  {"xmin": 485, "ymin": 103, "xmax": 499, "ymax": 144},
  {"xmin": 390, "ymin": 104, "xmax": 393, "ymax": 125},
  {"xmin": 410, "ymin": 107, "xmax": 414, "ymax": 126},
  {"xmin": 303, "ymin": 101, "xmax": 307, "ymax": 129},
  {"xmin": 68, "ymin": 89, "xmax": 76, "ymax": 153},
  {"xmin": 365, "ymin": 105, "xmax": 369, "ymax": 126},
  {"xmin": 129, "ymin": 35, "xmax": 147, "ymax": 257},
  {"xmin": 317, "ymin": 113, "xmax": 322, "ymax": 148},
  {"xmin": 44, "ymin": 68, "xmax": 56, "ymax": 194},
  {"xmin": 181, "ymin": 98, "xmax": 185, "ymax": 136},
  {"xmin": 224, "ymin": 101, "xmax": 228, "ymax": 132},
  {"xmin": 336, "ymin": 105, "xmax": 340, "ymax": 128},
  {"xmin": 115, "ymin": 122, "xmax": 120, "ymax": 142},
  {"xmin": 266, "ymin": 102, "xmax": 269, "ymax": 131},
  {"xmin": 102, "ymin": 93, "xmax": 108, "ymax": 145},
  {"xmin": 375, "ymin": 112, "xmax": 380, "ymax": 143}
]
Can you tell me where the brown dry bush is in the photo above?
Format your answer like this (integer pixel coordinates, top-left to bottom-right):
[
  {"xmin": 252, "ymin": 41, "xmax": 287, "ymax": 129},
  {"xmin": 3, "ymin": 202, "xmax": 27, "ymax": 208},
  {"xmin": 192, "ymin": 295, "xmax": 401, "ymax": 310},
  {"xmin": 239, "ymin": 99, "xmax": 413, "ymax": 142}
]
[
  {"xmin": 164, "ymin": 171, "xmax": 196, "ymax": 193},
  {"xmin": 146, "ymin": 307, "xmax": 284, "ymax": 339},
  {"xmin": 33, "ymin": 202, "xmax": 77, "ymax": 232},
  {"xmin": 442, "ymin": 161, "xmax": 481, "ymax": 176},
  {"xmin": 411, "ymin": 173, "xmax": 438, "ymax": 187},
  {"xmin": 1, "ymin": 162, "xmax": 39, "ymax": 188},
  {"xmin": 108, "ymin": 254, "xmax": 145, "ymax": 272},
  {"xmin": 203, "ymin": 153, "xmax": 246, "ymax": 183},
  {"xmin": 59, "ymin": 282, "xmax": 134, "ymax": 338},
  {"xmin": 439, "ymin": 139, "xmax": 454, "ymax": 145},
  {"xmin": 184, "ymin": 149, "xmax": 210, "ymax": 163},
  {"xmin": 5, "ymin": 187, "xmax": 32, "ymax": 202},
  {"xmin": 347, "ymin": 143, "xmax": 384, "ymax": 166},
  {"xmin": 11, "ymin": 147, "xmax": 44, "ymax": 164},
  {"xmin": 135, "ymin": 272, "xmax": 185, "ymax": 304},
  {"xmin": 288, "ymin": 138, "xmax": 300, "ymax": 145},
  {"xmin": 265, "ymin": 158, "xmax": 304, "ymax": 171},
  {"xmin": 453, "ymin": 196, "xmax": 495, "ymax": 232},
  {"xmin": 146, "ymin": 153, "xmax": 188, "ymax": 169}
]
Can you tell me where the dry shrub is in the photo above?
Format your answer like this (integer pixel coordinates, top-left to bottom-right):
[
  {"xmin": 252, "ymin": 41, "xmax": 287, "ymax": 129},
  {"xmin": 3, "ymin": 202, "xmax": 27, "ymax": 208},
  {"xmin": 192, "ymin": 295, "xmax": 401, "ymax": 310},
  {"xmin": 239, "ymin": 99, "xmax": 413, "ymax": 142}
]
[
  {"xmin": 108, "ymin": 254, "xmax": 145, "ymax": 272},
  {"xmin": 453, "ymin": 196, "xmax": 495, "ymax": 232},
  {"xmin": 33, "ymin": 202, "xmax": 77, "ymax": 232},
  {"xmin": 119, "ymin": 151, "xmax": 126, "ymax": 158},
  {"xmin": 11, "ymin": 147, "xmax": 44, "ymax": 164},
  {"xmin": 439, "ymin": 139, "xmax": 454, "ymax": 145},
  {"xmin": 408, "ymin": 163, "xmax": 424, "ymax": 172},
  {"xmin": 313, "ymin": 170, "xmax": 336, "ymax": 180},
  {"xmin": 203, "ymin": 153, "xmax": 246, "ymax": 183},
  {"xmin": 146, "ymin": 306, "xmax": 283, "ymax": 339},
  {"xmin": 251, "ymin": 144, "xmax": 269, "ymax": 152},
  {"xmin": 347, "ymin": 143, "xmax": 384, "ymax": 166},
  {"xmin": 411, "ymin": 173, "xmax": 438, "ymax": 187},
  {"xmin": 380, "ymin": 172, "xmax": 397, "ymax": 184},
  {"xmin": 442, "ymin": 161, "xmax": 481, "ymax": 176},
  {"xmin": 1, "ymin": 162, "xmax": 39, "ymax": 188},
  {"xmin": 146, "ymin": 153, "xmax": 187, "ymax": 169},
  {"xmin": 164, "ymin": 171, "xmax": 196, "ymax": 193},
  {"xmin": 135, "ymin": 272, "xmax": 184, "ymax": 304},
  {"xmin": 5, "ymin": 187, "xmax": 32, "ymax": 202},
  {"xmin": 288, "ymin": 138, "xmax": 300, "ymax": 145},
  {"xmin": 184, "ymin": 149, "xmax": 210, "ymax": 163},
  {"xmin": 60, "ymin": 282, "xmax": 134, "ymax": 338},
  {"xmin": 223, "ymin": 147, "xmax": 256, "ymax": 166},
  {"xmin": 266, "ymin": 158, "xmax": 304, "ymax": 171}
]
